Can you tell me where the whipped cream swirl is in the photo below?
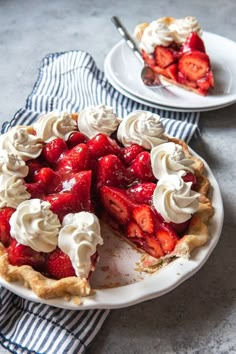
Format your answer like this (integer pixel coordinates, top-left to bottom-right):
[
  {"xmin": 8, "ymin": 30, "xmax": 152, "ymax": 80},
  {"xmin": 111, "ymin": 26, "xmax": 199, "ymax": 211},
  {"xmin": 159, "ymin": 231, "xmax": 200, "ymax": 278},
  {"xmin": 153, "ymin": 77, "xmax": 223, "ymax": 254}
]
[
  {"xmin": 140, "ymin": 20, "xmax": 174, "ymax": 53},
  {"xmin": 58, "ymin": 212, "xmax": 103, "ymax": 279},
  {"xmin": 77, "ymin": 104, "xmax": 121, "ymax": 138},
  {"xmin": 0, "ymin": 174, "xmax": 30, "ymax": 208},
  {"xmin": 169, "ymin": 16, "xmax": 202, "ymax": 44},
  {"xmin": 117, "ymin": 110, "xmax": 167, "ymax": 149},
  {"xmin": 151, "ymin": 142, "xmax": 194, "ymax": 179},
  {"xmin": 34, "ymin": 111, "xmax": 77, "ymax": 142},
  {"xmin": 10, "ymin": 199, "xmax": 61, "ymax": 252},
  {"xmin": 153, "ymin": 174, "xmax": 200, "ymax": 223},
  {"xmin": 0, "ymin": 126, "xmax": 43, "ymax": 161},
  {"xmin": 0, "ymin": 150, "xmax": 29, "ymax": 177}
]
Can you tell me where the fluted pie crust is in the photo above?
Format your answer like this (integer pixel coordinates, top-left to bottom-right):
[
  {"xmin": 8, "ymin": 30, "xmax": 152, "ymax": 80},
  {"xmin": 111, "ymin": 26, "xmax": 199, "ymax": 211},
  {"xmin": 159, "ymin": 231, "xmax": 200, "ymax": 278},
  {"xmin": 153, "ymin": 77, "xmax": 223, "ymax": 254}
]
[{"xmin": 0, "ymin": 134, "xmax": 213, "ymax": 302}]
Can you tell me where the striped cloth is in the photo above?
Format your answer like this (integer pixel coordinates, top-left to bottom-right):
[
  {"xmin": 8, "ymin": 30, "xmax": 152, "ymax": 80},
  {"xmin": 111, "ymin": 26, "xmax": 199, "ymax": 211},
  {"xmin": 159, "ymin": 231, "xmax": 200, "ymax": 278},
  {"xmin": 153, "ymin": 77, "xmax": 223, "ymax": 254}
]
[{"xmin": 0, "ymin": 50, "xmax": 200, "ymax": 354}]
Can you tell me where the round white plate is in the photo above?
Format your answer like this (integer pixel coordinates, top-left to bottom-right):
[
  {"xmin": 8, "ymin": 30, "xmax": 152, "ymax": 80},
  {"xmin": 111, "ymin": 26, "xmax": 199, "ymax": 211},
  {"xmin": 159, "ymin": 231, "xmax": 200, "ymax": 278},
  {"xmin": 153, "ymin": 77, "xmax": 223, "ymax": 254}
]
[
  {"xmin": 0, "ymin": 150, "xmax": 224, "ymax": 310},
  {"xmin": 105, "ymin": 32, "xmax": 236, "ymax": 111},
  {"xmin": 104, "ymin": 58, "xmax": 233, "ymax": 113}
]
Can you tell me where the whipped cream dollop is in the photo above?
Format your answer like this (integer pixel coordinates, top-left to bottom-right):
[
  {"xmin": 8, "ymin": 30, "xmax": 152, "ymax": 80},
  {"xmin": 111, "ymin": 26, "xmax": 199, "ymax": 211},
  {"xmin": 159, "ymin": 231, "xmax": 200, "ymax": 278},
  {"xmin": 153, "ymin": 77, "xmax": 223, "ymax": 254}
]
[
  {"xmin": 0, "ymin": 126, "xmax": 43, "ymax": 161},
  {"xmin": 117, "ymin": 110, "xmax": 167, "ymax": 149},
  {"xmin": 153, "ymin": 174, "xmax": 200, "ymax": 223},
  {"xmin": 77, "ymin": 104, "xmax": 121, "ymax": 138},
  {"xmin": 10, "ymin": 199, "xmax": 61, "ymax": 252},
  {"xmin": 140, "ymin": 20, "xmax": 174, "ymax": 53},
  {"xmin": 58, "ymin": 212, "xmax": 103, "ymax": 279},
  {"xmin": 169, "ymin": 16, "xmax": 202, "ymax": 44},
  {"xmin": 0, "ymin": 150, "xmax": 29, "ymax": 177},
  {"xmin": 151, "ymin": 142, "xmax": 195, "ymax": 179},
  {"xmin": 34, "ymin": 111, "xmax": 77, "ymax": 142},
  {"xmin": 0, "ymin": 174, "xmax": 30, "ymax": 208}
]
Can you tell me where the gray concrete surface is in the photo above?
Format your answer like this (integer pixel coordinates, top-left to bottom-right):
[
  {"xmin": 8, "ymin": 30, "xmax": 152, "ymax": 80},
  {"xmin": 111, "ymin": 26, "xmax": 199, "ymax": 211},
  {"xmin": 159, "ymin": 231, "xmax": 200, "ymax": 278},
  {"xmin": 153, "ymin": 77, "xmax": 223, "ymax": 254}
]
[{"xmin": 0, "ymin": 1, "xmax": 236, "ymax": 353}]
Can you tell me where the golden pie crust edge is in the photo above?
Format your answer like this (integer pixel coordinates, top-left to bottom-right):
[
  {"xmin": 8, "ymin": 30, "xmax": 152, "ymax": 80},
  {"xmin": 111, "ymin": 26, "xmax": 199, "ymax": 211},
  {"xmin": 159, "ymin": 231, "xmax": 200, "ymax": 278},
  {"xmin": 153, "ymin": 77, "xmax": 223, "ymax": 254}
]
[{"xmin": 0, "ymin": 136, "xmax": 214, "ymax": 300}]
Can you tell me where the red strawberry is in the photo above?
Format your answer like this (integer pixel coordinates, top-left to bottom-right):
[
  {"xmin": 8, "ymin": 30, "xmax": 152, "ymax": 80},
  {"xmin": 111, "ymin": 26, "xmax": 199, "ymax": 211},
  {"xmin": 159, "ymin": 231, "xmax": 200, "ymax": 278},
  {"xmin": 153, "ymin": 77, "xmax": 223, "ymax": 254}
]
[
  {"xmin": 25, "ymin": 182, "xmax": 45, "ymax": 198},
  {"xmin": 26, "ymin": 159, "xmax": 44, "ymax": 181},
  {"xmin": 0, "ymin": 208, "xmax": 15, "ymax": 247},
  {"xmin": 144, "ymin": 236, "xmax": 165, "ymax": 258},
  {"xmin": 129, "ymin": 152, "xmax": 155, "ymax": 182},
  {"xmin": 126, "ymin": 182, "xmax": 156, "ymax": 204},
  {"xmin": 182, "ymin": 172, "xmax": 197, "ymax": 189},
  {"xmin": 41, "ymin": 138, "xmax": 67, "ymax": 165},
  {"xmin": 57, "ymin": 143, "xmax": 91, "ymax": 174},
  {"xmin": 63, "ymin": 170, "xmax": 92, "ymax": 211},
  {"xmin": 96, "ymin": 154, "xmax": 134, "ymax": 189},
  {"xmin": 44, "ymin": 192, "xmax": 76, "ymax": 221},
  {"xmin": 132, "ymin": 205, "xmax": 155, "ymax": 234},
  {"xmin": 100, "ymin": 186, "xmax": 136, "ymax": 224},
  {"xmin": 7, "ymin": 239, "xmax": 46, "ymax": 271},
  {"xmin": 126, "ymin": 221, "xmax": 144, "ymax": 238},
  {"xmin": 168, "ymin": 219, "xmax": 190, "ymax": 235},
  {"xmin": 181, "ymin": 32, "xmax": 206, "ymax": 54},
  {"xmin": 164, "ymin": 63, "xmax": 178, "ymax": 81},
  {"xmin": 33, "ymin": 167, "xmax": 62, "ymax": 194},
  {"xmin": 156, "ymin": 227, "xmax": 178, "ymax": 254},
  {"xmin": 67, "ymin": 131, "xmax": 89, "ymax": 148},
  {"xmin": 141, "ymin": 49, "xmax": 156, "ymax": 66},
  {"xmin": 120, "ymin": 144, "xmax": 145, "ymax": 165},
  {"xmin": 87, "ymin": 133, "xmax": 121, "ymax": 159},
  {"xmin": 46, "ymin": 248, "xmax": 75, "ymax": 279},
  {"xmin": 154, "ymin": 46, "xmax": 176, "ymax": 68},
  {"xmin": 178, "ymin": 51, "xmax": 210, "ymax": 81}
]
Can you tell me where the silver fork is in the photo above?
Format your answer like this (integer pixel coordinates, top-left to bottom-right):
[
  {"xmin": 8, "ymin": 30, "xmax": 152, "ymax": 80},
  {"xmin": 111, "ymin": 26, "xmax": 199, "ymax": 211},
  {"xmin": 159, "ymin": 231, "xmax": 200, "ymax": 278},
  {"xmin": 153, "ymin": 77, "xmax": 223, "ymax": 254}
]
[{"xmin": 111, "ymin": 16, "xmax": 171, "ymax": 93}]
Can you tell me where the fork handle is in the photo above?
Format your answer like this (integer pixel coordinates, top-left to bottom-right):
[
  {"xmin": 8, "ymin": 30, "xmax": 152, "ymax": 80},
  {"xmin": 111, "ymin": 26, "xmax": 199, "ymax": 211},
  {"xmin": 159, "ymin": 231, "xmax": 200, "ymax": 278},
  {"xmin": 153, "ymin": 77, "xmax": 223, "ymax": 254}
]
[{"xmin": 111, "ymin": 16, "xmax": 143, "ymax": 63}]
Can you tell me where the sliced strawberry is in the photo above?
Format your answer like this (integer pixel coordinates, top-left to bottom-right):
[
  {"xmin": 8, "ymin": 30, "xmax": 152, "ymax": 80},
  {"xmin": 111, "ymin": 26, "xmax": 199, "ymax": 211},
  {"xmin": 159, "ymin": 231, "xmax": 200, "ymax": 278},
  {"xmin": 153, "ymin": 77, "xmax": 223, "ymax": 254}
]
[
  {"xmin": 182, "ymin": 172, "xmax": 197, "ymax": 189},
  {"xmin": 67, "ymin": 131, "xmax": 89, "ymax": 148},
  {"xmin": 144, "ymin": 236, "xmax": 165, "ymax": 258},
  {"xmin": 178, "ymin": 51, "xmax": 210, "ymax": 81},
  {"xmin": 126, "ymin": 221, "xmax": 144, "ymax": 238},
  {"xmin": 44, "ymin": 192, "xmax": 76, "ymax": 221},
  {"xmin": 120, "ymin": 144, "xmax": 145, "ymax": 165},
  {"xmin": 164, "ymin": 63, "xmax": 178, "ymax": 81},
  {"xmin": 33, "ymin": 167, "xmax": 62, "ymax": 194},
  {"xmin": 126, "ymin": 182, "xmax": 156, "ymax": 204},
  {"xmin": 156, "ymin": 227, "xmax": 178, "ymax": 254},
  {"xmin": 154, "ymin": 46, "xmax": 176, "ymax": 68},
  {"xmin": 57, "ymin": 143, "xmax": 91, "ymax": 174},
  {"xmin": 25, "ymin": 181, "xmax": 45, "ymax": 199},
  {"xmin": 41, "ymin": 138, "xmax": 67, "ymax": 165},
  {"xmin": 100, "ymin": 186, "xmax": 135, "ymax": 224},
  {"xmin": 129, "ymin": 151, "xmax": 156, "ymax": 182},
  {"xmin": 181, "ymin": 32, "xmax": 205, "ymax": 54},
  {"xmin": 132, "ymin": 204, "xmax": 155, "ymax": 234},
  {"xmin": 0, "ymin": 208, "xmax": 15, "ymax": 247},
  {"xmin": 7, "ymin": 239, "xmax": 46, "ymax": 271},
  {"xmin": 25, "ymin": 159, "xmax": 44, "ymax": 182},
  {"xmin": 96, "ymin": 154, "xmax": 135, "ymax": 189},
  {"xmin": 141, "ymin": 49, "xmax": 156, "ymax": 66},
  {"xmin": 87, "ymin": 133, "xmax": 121, "ymax": 159},
  {"xmin": 46, "ymin": 248, "xmax": 75, "ymax": 279}
]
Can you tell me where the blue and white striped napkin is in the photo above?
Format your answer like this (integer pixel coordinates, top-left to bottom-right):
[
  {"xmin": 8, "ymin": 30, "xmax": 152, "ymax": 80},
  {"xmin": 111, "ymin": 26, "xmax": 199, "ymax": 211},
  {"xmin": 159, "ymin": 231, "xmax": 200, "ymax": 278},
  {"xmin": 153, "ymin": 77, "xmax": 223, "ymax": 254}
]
[{"xmin": 0, "ymin": 50, "xmax": 200, "ymax": 354}]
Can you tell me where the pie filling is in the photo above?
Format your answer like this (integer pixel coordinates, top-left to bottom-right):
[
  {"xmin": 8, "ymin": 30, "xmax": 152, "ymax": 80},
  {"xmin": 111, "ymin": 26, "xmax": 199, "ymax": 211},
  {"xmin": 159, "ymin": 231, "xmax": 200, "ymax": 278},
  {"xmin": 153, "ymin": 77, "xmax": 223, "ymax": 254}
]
[
  {"xmin": 134, "ymin": 16, "xmax": 214, "ymax": 95},
  {"xmin": 0, "ymin": 107, "xmax": 213, "ymax": 300}
]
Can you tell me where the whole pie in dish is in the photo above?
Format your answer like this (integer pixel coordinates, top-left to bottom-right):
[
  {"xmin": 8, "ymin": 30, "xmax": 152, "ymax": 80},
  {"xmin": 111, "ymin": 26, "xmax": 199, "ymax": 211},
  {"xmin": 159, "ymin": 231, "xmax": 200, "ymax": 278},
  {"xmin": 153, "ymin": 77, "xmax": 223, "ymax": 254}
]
[
  {"xmin": 0, "ymin": 106, "xmax": 213, "ymax": 302},
  {"xmin": 134, "ymin": 16, "xmax": 214, "ymax": 95}
]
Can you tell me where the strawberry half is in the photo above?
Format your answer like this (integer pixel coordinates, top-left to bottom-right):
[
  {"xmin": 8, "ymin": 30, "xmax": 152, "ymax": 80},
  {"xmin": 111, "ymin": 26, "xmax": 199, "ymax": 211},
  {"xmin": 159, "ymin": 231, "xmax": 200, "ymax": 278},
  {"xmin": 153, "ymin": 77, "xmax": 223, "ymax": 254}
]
[
  {"xmin": 182, "ymin": 172, "xmax": 197, "ymax": 189},
  {"xmin": 33, "ymin": 167, "xmax": 62, "ymax": 194},
  {"xmin": 57, "ymin": 143, "xmax": 91, "ymax": 174},
  {"xmin": 25, "ymin": 159, "xmax": 44, "ymax": 182},
  {"xmin": 127, "ymin": 182, "xmax": 156, "ymax": 205},
  {"xmin": 154, "ymin": 46, "xmax": 176, "ymax": 68},
  {"xmin": 144, "ymin": 236, "xmax": 165, "ymax": 258},
  {"xmin": 100, "ymin": 186, "xmax": 136, "ymax": 224},
  {"xmin": 129, "ymin": 151, "xmax": 156, "ymax": 182},
  {"xmin": 181, "ymin": 32, "xmax": 206, "ymax": 54},
  {"xmin": 44, "ymin": 192, "xmax": 77, "ymax": 221},
  {"xmin": 67, "ymin": 131, "xmax": 89, "ymax": 148},
  {"xmin": 87, "ymin": 133, "xmax": 121, "ymax": 160},
  {"xmin": 132, "ymin": 204, "xmax": 155, "ymax": 234},
  {"xmin": 46, "ymin": 248, "xmax": 75, "ymax": 279},
  {"xmin": 41, "ymin": 138, "xmax": 67, "ymax": 165},
  {"xmin": 0, "ymin": 208, "xmax": 15, "ymax": 247},
  {"xmin": 127, "ymin": 221, "xmax": 144, "ymax": 238},
  {"xmin": 120, "ymin": 144, "xmax": 145, "ymax": 165},
  {"xmin": 25, "ymin": 181, "xmax": 45, "ymax": 199},
  {"xmin": 156, "ymin": 227, "xmax": 178, "ymax": 254},
  {"xmin": 141, "ymin": 49, "xmax": 156, "ymax": 66},
  {"xmin": 178, "ymin": 51, "xmax": 210, "ymax": 81},
  {"xmin": 7, "ymin": 239, "xmax": 46, "ymax": 271}
]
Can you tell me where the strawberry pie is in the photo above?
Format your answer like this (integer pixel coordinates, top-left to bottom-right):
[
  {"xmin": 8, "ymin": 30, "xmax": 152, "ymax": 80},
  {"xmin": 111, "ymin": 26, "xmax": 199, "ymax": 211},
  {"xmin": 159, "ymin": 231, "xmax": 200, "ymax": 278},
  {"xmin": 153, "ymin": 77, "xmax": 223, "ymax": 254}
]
[
  {"xmin": 0, "ymin": 106, "xmax": 213, "ymax": 302},
  {"xmin": 134, "ymin": 16, "xmax": 214, "ymax": 95}
]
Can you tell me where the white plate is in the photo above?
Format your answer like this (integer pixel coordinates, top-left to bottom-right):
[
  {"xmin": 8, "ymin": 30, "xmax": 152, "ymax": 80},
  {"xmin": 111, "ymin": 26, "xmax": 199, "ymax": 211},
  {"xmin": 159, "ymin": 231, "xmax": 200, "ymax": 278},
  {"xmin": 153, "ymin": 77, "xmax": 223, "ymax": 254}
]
[
  {"xmin": 105, "ymin": 32, "xmax": 236, "ymax": 111},
  {"xmin": 0, "ymin": 150, "xmax": 224, "ymax": 310},
  {"xmin": 104, "ymin": 58, "xmax": 233, "ymax": 113}
]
